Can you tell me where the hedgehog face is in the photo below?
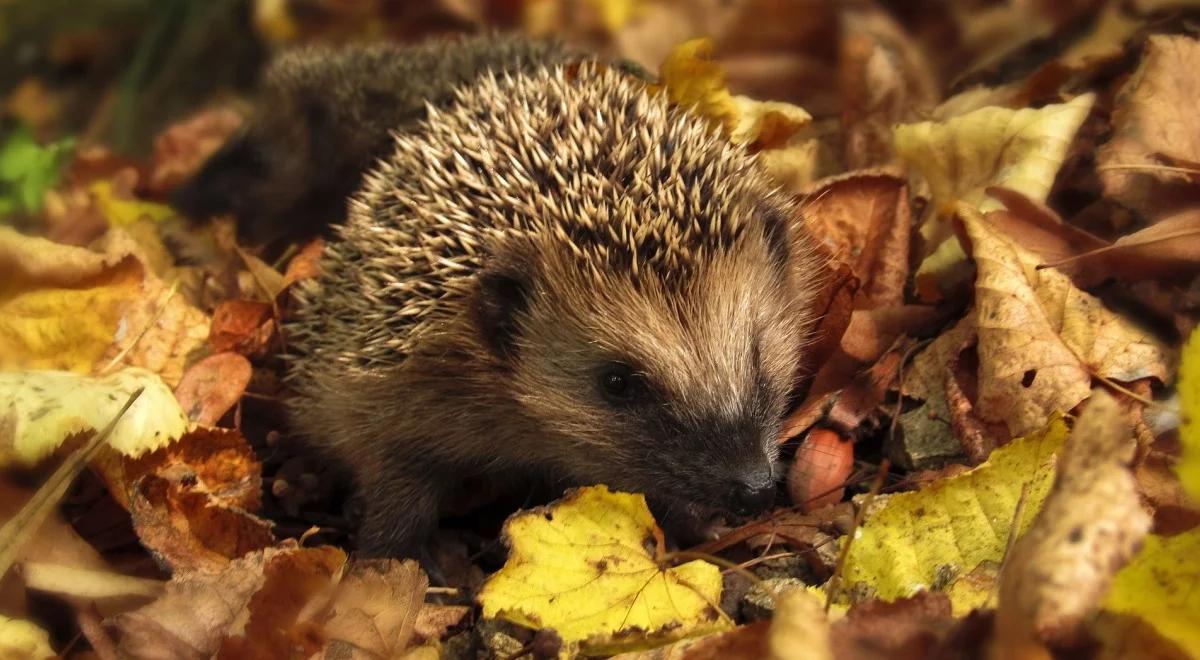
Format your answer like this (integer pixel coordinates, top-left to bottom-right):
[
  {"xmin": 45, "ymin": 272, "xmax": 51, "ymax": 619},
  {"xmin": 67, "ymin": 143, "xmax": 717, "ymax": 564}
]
[{"xmin": 477, "ymin": 220, "xmax": 811, "ymax": 518}]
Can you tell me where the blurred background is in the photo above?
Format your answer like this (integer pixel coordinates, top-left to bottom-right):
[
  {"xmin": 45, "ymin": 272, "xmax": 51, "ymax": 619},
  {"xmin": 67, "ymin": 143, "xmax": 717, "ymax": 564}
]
[{"xmin": 6, "ymin": 0, "xmax": 1190, "ymax": 155}]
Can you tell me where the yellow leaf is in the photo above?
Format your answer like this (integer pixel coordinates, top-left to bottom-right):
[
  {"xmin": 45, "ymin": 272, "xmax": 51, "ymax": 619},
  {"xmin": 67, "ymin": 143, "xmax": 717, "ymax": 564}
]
[
  {"xmin": 658, "ymin": 38, "xmax": 810, "ymax": 150},
  {"xmin": 0, "ymin": 615, "xmax": 54, "ymax": 660},
  {"xmin": 89, "ymin": 180, "xmax": 175, "ymax": 227},
  {"xmin": 840, "ymin": 417, "xmax": 1068, "ymax": 609},
  {"xmin": 586, "ymin": 0, "xmax": 646, "ymax": 32},
  {"xmin": 895, "ymin": 94, "xmax": 1094, "ymax": 299},
  {"xmin": 478, "ymin": 485, "xmax": 727, "ymax": 655},
  {"xmin": 0, "ymin": 227, "xmax": 208, "ymax": 386},
  {"xmin": 1105, "ymin": 529, "xmax": 1200, "ymax": 657},
  {"xmin": 0, "ymin": 368, "xmax": 188, "ymax": 468},
  {"xmin": 1178, "ymin": 327, "xmax": 1200, "ymax": 502}
]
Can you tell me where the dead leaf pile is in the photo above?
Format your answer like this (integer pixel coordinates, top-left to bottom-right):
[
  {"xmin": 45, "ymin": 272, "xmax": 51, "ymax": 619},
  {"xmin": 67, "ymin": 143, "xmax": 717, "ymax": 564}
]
[{"xmin": 3, "ymin": 1, "xmax": 1200, "ymax": 658}]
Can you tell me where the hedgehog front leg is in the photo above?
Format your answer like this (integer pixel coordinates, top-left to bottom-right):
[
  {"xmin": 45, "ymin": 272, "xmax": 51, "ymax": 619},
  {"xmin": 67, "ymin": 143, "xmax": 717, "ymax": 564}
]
[{"xmin": 355, "ymin": 458, "xmax": 454, "ymax": 560}]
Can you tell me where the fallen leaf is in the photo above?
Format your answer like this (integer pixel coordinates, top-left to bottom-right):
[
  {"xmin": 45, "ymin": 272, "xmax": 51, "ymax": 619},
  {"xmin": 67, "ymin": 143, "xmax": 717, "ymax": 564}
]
[
  {"xmin": 1103, "ymin": 528, "xmax": 1200, "ymax": 657},
  {"xmin": 608, "ymin": 621, "xmax": 770, "ymax": 660},
  {"xmin": 894, "ymin": 94, "xmax": 1094, "ymax": 299},
  {"xmin": 104, "ymin": 425, "xmax": 262, "ymax": 511},
  {"xmin": 88, "ymin": 179, "xmax": 176, "ymax": 227},
  {"xmin": 0, "ymin": 368, "xmax": 187, "ymax": 468},
  {"xmin": 802, "ymin": 171, "xmax": 911, "ymax": 309},
  {"xmin": 208, "ymin": 299, "xmax": 275, "ymax": 357},
  {"xmin": 839, "ymin": 416, "xmax": 1067, "ymax": 608},
  {"xmin": 280, "ymin": 238, "xmax": 325, "ymax": 292},
  {"xmin": 959, "ymin": 206, "xmax": 1173, "ymax": 436},
  {"xmin": 321, "ymin": 559, "xmax": 428, "ymax": 658},
  {"xmin": 766, "ymin": 587, "xmax": 833, "ymax": 660},
  {"xmin": 111, "ymin": 543, "xmax": 343, "ymax": 659},
  {"xmin": 0, "ymin": 614, "xmax": 54, "ymax": 660},
  {"xmin": 130, "ymin": 474, "xmax": 274, "ymax": 573},
  {"xmin": 996, "ymin": 391, "xmax": 1151, "ymax": 652},
  {"xmin": 0, "ymin": 226, "xmax": 209, "ymax": 386},
  {"xmin": 237, "ymin": 247, "xmax": 286, "ymax": 301},
  {"xmin": 1041, "ymin": 208, "xmax": 1200, "ymax": 283},
  {"xmin": 477, "ymin": 485, "xmax": 727, "ymax": 656},
  {"xmin": 838, "ymin": 6, "xmax": 940, "ymax": 169},
  {"xmin": 20, "ymin": 562, "xmax": 163, "ymax": 601},
  {"xmin": 982, "ymin": 186, "xmax": 1107, "ymax": 284},
  {"xmin": 657, "ymin": 38, "xmax": 811, "ymax": 149},
  {"xmin": 173, "ymin": 352, "xmax": 252, "ymax": 426},
  {"xmin": 830, "ymin": 592, "xmax": 956, "ymax": 660},
  {"xmin": 1099, "ymin": 34, "xmax": 1200, "ymax": 218},
  {"xmin": 219, "ymin": 544, "xmax": 345, "ymax": 658},
  {"xmin": 148, "ymin": 107, "xmax": 244, "ymax": 194}
]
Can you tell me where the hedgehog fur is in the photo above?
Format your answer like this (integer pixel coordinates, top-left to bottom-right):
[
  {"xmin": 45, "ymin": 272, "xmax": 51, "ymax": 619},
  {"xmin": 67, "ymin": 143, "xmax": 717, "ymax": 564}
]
[
  {"xmin": 172, "ymin": 33, "xmax": 572, "ymax": 247},
  {"xmin": 283, "ymin": 59, "xmax": 825, "ymax": 557}
]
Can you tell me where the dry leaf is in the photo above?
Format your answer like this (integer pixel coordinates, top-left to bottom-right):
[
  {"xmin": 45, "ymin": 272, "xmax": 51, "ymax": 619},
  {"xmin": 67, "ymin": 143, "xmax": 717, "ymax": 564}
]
[
  {"xmin": 767, "ymin": 588, "xmax": 833, "ymax": 660},
  {"xmin": 895, "ymin": 94, "xmax": 1095, "ymax": 299},
  {"xmin": 209, "ymin": 299, "xmax": 275, "ymax": 357},
  {"xmin": 0, "ymin": 227, "xmax": 208, "ymax": 386},
  {"xmin": 1042, "ymin": 208, "xmax": 1200, "ymax": 283},
  {"xmin": 802, "ymin": 171, "xmax": 911, "ymax": 309},
  {"xmin": 959, "ymin": 206, "xmax": 1172, "ymax": 436},
  {"xmin": 840, "ymin": 416, "xmax": 1067, "ymax": 609},
  {"xmin": 996, "ymin": 391, "xmax": 1151, "ymax": 652},
  {"xmin": 104, "ymin": 425, "xmax": 262, "ymax": 511},
  {"xmin": 321, "ymin": 559, "xmax": 428, "ymax": 658},
  {"xmin": 838, "ymin": 6, "xmax": 940, "ymax": 169},
  {"xmin": 173, "ymin": 352, "xmax": 252, "ymax": 426},
  {"xmin": 830, "ymin": 592, "xmax": 955, "ymax": 660},
  {"xmin": 149, "ymin": 107, "xmax": 244, "ymax": 195},
  {"xmin": 111, "ymin": 543, "xmax": 344, "ymax": 659},
  {"xmin": 0, "ymin": 368, "xmax": 187, "ymax": 468},
  {"xmin": 1099, "ymin": 34, "xmax": 1200, "ymax": 217},
  {"xmin": 130, "ymin": 474, "xmax": 274, "ymax": 573}
]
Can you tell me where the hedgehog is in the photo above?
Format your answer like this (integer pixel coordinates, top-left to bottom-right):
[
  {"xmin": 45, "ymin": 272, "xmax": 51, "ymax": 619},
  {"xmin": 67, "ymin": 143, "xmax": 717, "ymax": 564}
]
[
  {"xmin": 278, "ymin": 42, "xmax": 826, "ymax": 558},
  {"xmin": 171, "ymin": 34, "xmax": 573, "ymax": 247}
]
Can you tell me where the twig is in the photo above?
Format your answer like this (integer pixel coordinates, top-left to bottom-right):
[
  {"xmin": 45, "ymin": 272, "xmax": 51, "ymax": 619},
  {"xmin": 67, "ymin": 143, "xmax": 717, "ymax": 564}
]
[{"xmin": 825, "ymin": 459, "xmax": 890, "ymax": 611}]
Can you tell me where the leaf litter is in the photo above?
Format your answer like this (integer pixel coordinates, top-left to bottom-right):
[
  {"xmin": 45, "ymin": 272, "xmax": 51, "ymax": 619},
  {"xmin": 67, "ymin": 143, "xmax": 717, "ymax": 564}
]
[{"xmin": 1, "ymin": 1, "xmax": 1200, "ymax": 658}]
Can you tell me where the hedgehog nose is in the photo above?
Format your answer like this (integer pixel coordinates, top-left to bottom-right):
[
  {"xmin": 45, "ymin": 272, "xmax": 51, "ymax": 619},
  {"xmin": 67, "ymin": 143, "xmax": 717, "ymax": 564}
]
[{"xmin": 730, "ymin": 479, "xmax": 776, "ymax": 516}]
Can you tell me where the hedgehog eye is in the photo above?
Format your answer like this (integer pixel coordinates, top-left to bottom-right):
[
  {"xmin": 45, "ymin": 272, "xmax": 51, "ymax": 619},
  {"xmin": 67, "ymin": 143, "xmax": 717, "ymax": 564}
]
[{"xmin": 598, "ymin": 362, "xmax": 643, "ymax": 405}]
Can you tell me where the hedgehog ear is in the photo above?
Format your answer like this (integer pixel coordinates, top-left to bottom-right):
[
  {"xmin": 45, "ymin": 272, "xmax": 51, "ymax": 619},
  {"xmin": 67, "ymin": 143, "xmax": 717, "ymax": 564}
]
[{"xmin": 473, "ymin": 262, "xmax": 533, "ymax": 362}]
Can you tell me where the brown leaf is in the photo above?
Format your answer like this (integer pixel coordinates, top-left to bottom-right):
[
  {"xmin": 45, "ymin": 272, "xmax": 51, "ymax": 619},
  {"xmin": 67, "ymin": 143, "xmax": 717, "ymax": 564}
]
[
  {"xmin": 1041, "ymin": 208, "xmax": 1200, "ymax": 283},
  {"xmin": 219, "ymin": 545, "xmax": 345, "ymax": 658},
  {"xmin": 173, "ymin": 352, "xmax": 252, "ymax": 426},
  {"xmin": 996, "ymin": 390, "xmax": 1152, "ymax": 650},
  {"xmin": 111, "ymin": 543, "xmax": 345, "ymax": 660},
  {"xmin": 99, "ymin": 426, "xmax": 262, "ymax": 512},
  {"xmin": 958, "ymin": 206, "xmax": 1173, "ymax": 436},
  {"xmin": 209, "ymin": 299, "xmax": 275, "ymax": 358},
  {"xmin": 280, "ymin": 238, "xmax": 325, "ymax": 293},
  {"xmin": 838, "ymin": 7, "xmax": 940, "ymax": 169},
  {"xmin": 130, "ymin": 474, "xmax": 274, "ymax": 573},
  {"xmin": 148, "ymin": 107, "xmax": 243, "ymax": 195},
  {"xmin": 830, "ymin": 592, "xmax": 955, "ymax": 660},
  {"xmin": 1099, "ymin": 34, "xmax": 1200, "ymax": 217},
  {"xmin": 802, "ymin": 171, "xmax": 912, "ymax": 309},
  {"xmin": 320, "ymin": 559, "xmax": 429, "ymax": 657},
  {"xmin": 982, "ymin": 186, "xmax": 1107, "ymax": 284}
]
